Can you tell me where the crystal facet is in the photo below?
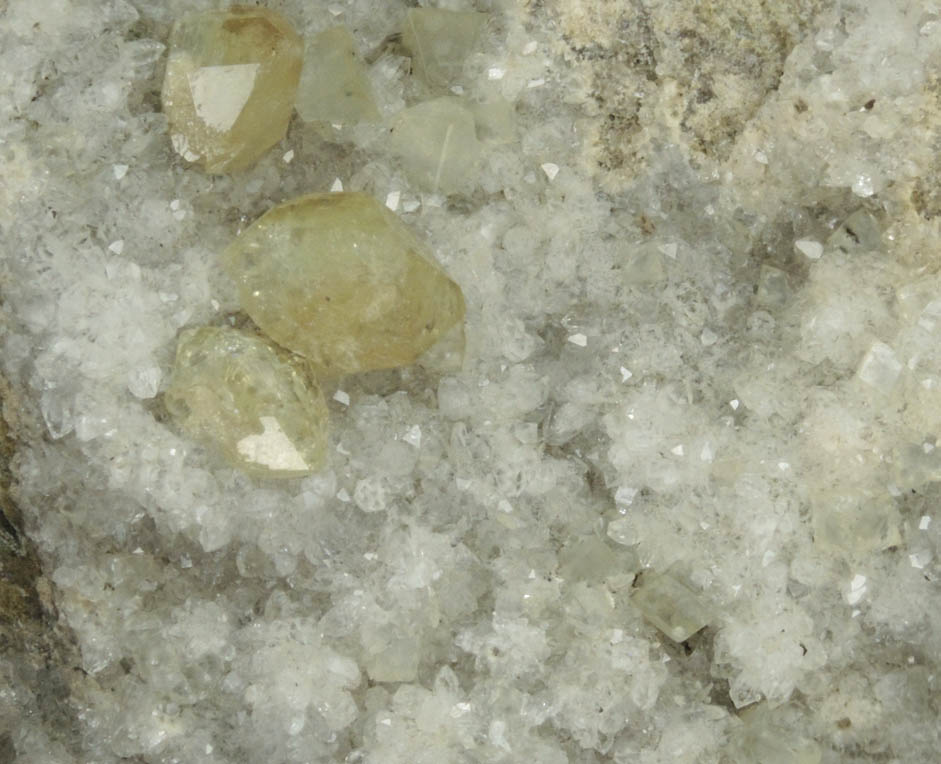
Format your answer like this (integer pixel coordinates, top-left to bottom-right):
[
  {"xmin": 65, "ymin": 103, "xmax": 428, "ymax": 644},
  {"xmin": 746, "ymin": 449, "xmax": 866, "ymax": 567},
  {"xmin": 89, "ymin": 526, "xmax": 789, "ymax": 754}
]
[
  {"xmin": 164, "ymin": 326, "xmax": 328, "ymax": 478},
  {"xmin": 161, "ymin": 6, "xmax": 302, "ymax": 173},
  {"xmin": 224, "ymin": 192, "xmax": 465, "ymax": 376}
]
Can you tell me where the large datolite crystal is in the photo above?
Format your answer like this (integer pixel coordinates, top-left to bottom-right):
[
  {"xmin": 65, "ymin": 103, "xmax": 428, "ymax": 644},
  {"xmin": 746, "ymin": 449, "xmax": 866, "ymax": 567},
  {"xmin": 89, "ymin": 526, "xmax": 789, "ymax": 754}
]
[
  {"xmin": 161, "ymin": 6, "xmax": 302, "ymax": 173},
  {"xmin": 223, "ymin": 192, "xmax": 466, "ymax": 376},
  {"xmin": 164, "ymin": 326, "xmax": 328, "ymax": 478}
]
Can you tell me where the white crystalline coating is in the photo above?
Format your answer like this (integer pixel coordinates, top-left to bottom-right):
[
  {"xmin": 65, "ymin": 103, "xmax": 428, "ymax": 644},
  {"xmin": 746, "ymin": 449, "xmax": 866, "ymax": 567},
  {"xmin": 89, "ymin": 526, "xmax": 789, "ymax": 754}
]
[
  {"xmin": 188, "ymin": 63, "xmax": 260, "ymax": 132},
  {"xmin": 858, "ymin": 341, "xmax": 902, "ymax": 391},
  {"xmin": 730, "ymin": 399, "xmax": 740, "ymax": 410},
  {"xmin": 330, "ymin": 177, "xmax": 344, "ymax": 192},
  {"xmin": 528, "ymin": 77, "xmax": 546, "ymax": 88},
  {"xmin": 236, "ymin": 416, "xmax": 309, "ymax": 472},
  {"xmin": 487, "ymin": 67, "xmax": 505, "ymax": 80},
  {"xmin": 112, "ymin": 163, "xmax": 129, "ymax": 179},
  {"xmin": 700, "ymin": 442, "xmax": 715, "ymax": 462},
  {"xmin": 403, "ymin": 425, "xmax": 422, "ymax": 448},
  {"xmin": 909, "ymin": 551, "xmax": 931, "ymax": 569},
  {"xmin": 127, "ymin": 366, "xmax": 162, "ymax": 399},
  {"xmin": 920, "ymin": 515, "xmax": 931, "ymax": 530},
  {"xmin": 567, "ymin": 332, "xmax": 587, "ymax": 346},
  {"xmin": 333, "ymin": 390, "xmax": 350, "ymax": 406},
  {"xmin": 671, "ymin": 444, "xmax": 685, "ymax": 456},
  {"xmin": 700, "ymin": 327, "xmax": 718, "ymax": 345},
  {"xmin": 282, "ymin": 150, "xmax": 294, "ymax": 163},
  {"xmin": 614, "ymin": 485, "xmax": 637, "ymax": 507},
  {"xmin": 852, "ymin": 173, "xmax": 875, "ymax": 197},
  {"xmin": 523, "ymin": 41, "xmax": 538, "ymax": 55},
  {"xmin": 795, "ymin": 238, "xmax": 824, "ymax": 260},
  {"xmin": 845, "ymin": 574, "xmax": 867, "ymax": 605},
  {"xmin": 385, "ymin": 190, "xmax": 400, "ymax": 211},
  {"xmin": 620, "ymin": 366, "xmax": 633, "ymax": 382},
  {"xmin": 541, "ymin": 162, "xmax": 560, "ymax": 180},
  {"xmin": 108, "ymin": 240, "xmax": 124, "ymax": 254}
]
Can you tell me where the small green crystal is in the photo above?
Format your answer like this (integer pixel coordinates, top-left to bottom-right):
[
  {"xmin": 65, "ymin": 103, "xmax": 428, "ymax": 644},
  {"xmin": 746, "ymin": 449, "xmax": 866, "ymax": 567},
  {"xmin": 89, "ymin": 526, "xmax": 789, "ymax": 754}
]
[
  {"xmin": 401, "ymin": 8, "xmax": 486, "ymax": 88},
  {"xmin": 164, "ymin": 326, "xmax": 328, "ymax": 478},
  {"xmin": 388, "ymin": 97, "xmax": 481, "ymax": 193},
  {"xmin": 631, "ymin": 571, "xmax": 711, "ymax": 642},
  {"xmin": 223, "ymin": 192, "xmax": 465, "ymax": 376},
  {"xmin": 296, "ymin": 26, "xmax": 380, "ymax": 127}
]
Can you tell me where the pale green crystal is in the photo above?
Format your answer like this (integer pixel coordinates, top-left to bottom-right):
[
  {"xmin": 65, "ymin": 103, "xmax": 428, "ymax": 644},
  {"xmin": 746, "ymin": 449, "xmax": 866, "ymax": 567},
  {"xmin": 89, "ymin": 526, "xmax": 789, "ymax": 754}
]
[
  {"xmin": 401, "ymin": 8, "xmax": 486, "ymax": 88},
  {"xmin": 161, "ymin": 6, "xmax": 302, "ymax": 173},
  {"xmin": 223, "ymin": 192, "xmax": 465, "ymax": 376},
  {"xmin": 296, "ymin": 26, "xmax": 379, "ymax": 127},
  {"xmin": 631, "ymin": 571, "xmax": 711, "ymax": 642},
  {"xmin": 164, "ymin": 326, "xmax": 328, "ymax": 478},
  {"xmin": 388, "ymin": 98, "xmax": 481, "ymax": 193}
]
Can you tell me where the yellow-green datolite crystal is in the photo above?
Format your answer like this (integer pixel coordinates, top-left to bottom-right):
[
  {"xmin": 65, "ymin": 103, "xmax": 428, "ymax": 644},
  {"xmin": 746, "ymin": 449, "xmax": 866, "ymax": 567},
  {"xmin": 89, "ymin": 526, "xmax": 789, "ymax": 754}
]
[
  {"xmin": 161, "ymin": 6, "xmax": 303, "ymax": 173},
  {"xmin": 223, "ymin": 192, "xmax": 466, "ymax": 376},
  {"xmin": 165, "ymin": 326, "xmax": 328, "ymax": 478}
]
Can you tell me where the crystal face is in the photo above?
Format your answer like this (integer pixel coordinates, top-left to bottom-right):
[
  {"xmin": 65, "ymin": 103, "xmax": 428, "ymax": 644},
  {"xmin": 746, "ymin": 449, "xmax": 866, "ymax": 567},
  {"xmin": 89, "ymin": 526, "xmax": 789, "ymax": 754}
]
[
  {"xmin": 223, "ymin": 192, "xmax": 466, "ymax": 377},
  {"xmin": 401, "ymin": 8, "xmax": 486, "ymax": 88},
  {"xmin": 164, "ymin": 326, "xmax": 328, "ymax": 478},
  {"xmin": 631, "ymin": 571, "xmax": 711, "ymax": 643},
  {"xmin": 296, "ymin": 26, "xmax": 379, "ymax": 127},
  {"xmin": 161, "ymin": 6, "xmax": 303, "ymax": 173},
  {"xmin": 388, "ymin": 97, "xmax": 481, "ymax": 193}
]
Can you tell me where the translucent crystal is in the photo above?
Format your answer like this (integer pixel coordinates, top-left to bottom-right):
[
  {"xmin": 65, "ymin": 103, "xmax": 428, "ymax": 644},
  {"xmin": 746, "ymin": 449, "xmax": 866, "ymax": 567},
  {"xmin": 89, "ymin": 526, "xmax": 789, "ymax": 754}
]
[
  {"xmin": 388, "ymin": 98, "xmax": 481, "ymax": 193},
  {"xmin": 631, "ymin": 571, "xmax": 711, "ymax": 642},
  {"xmin": 401, "ymin": 8, "xmax": 486, "ymax": 88},
  {"xmin": 296, "ymin": 26, "xmax": 379, "ymax": 127},
  {"xmin": 164, "ymin": 326, "xmax": 328, "ymax": 478},
  {"xmin": 223, "ymin": 192, "xmax": 465, "ymax": 376},
  {"xmin": 161, "ymin": 7, "xmax": 302, "ymax": 173}
]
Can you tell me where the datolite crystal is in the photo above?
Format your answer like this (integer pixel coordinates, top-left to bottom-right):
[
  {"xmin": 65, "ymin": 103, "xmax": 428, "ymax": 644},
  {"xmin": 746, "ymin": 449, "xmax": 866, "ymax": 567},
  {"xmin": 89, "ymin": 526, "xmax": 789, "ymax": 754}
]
[
  {"xmin": 164, "ymin": 326, "xmax": 328, "ymax": 478},
  {"xmin": 223, "ymin": 192, "xmax": 465, "ymax": 376},
  {"xmin": 161, "ymin": 6, "xmax": 302, "ymax": 173}
]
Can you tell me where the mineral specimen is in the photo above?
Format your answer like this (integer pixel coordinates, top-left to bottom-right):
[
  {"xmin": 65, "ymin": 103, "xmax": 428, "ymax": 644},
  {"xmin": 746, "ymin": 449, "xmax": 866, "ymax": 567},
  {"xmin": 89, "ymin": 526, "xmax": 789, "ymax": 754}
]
[
  {"xmin": 164, "ymin": 326, "xmax": 328, "ymax": 478},
  {"xmin": 296, "ymin": 26, "xmax": 379, "ymax": 127},
  {"xmin": 223, "ymin": 192, "xmax": 465, "ymax": 376},
  {"xmin": 401, "ymin": 8, "xmax": 486, "ymax": 88},
  {"xmin": 161, "ymin": 6, "xmax": 303, "ymax": 173}
]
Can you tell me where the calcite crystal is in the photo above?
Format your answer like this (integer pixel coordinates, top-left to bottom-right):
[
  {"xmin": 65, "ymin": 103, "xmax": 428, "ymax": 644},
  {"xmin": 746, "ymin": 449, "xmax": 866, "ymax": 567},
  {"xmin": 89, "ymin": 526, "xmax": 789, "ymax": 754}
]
[
  {"xmin": 164, "ymin": 326, "xmax": 328, "ymax": 478},
  {"xmin": 296, "ymin": 26, "xmax": 379, "ymax": 127},
  {"xmin": 161, "ymin": 6, "xmax": 302, "ymax": 173},
  {"xmin": 401, "ymin": 8, "xmax": 486, "ymax": 88},
  {"xmin": 223, "ymin": 192, "xmax": 465, "ymax": 376}
]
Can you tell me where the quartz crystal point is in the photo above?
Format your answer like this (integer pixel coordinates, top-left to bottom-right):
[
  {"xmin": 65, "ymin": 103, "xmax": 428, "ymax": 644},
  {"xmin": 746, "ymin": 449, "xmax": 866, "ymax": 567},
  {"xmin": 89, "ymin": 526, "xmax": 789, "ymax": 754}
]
[
  {"xmin": 164, "ymin": 326, "xmax": 328, "ymax": 478},
  {"xmin": 223, "ymin": 192, "xmax": 465, "ymax": 376},
  {"xmin": 161, "ymin": 6, "xmax": 303, "ymax": 173},
  {"xmin": 401, "ymin": 8, "xmax": 486, "ymax": 88}
]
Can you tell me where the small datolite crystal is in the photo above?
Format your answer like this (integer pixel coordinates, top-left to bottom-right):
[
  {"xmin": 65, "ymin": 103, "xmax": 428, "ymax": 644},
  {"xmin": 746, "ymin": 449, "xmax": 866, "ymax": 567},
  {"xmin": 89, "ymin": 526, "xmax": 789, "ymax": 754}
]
[
  {"xmin": 161, "ymin": 6, "xmax": 303, "ymax": 173},
  {"xmin": 165, "ymin": 326, "xmax": 328, "ymax": 478},
  {"xmin": 223, "ymin": 192, "xmax": 465, "ymax": 376}
]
